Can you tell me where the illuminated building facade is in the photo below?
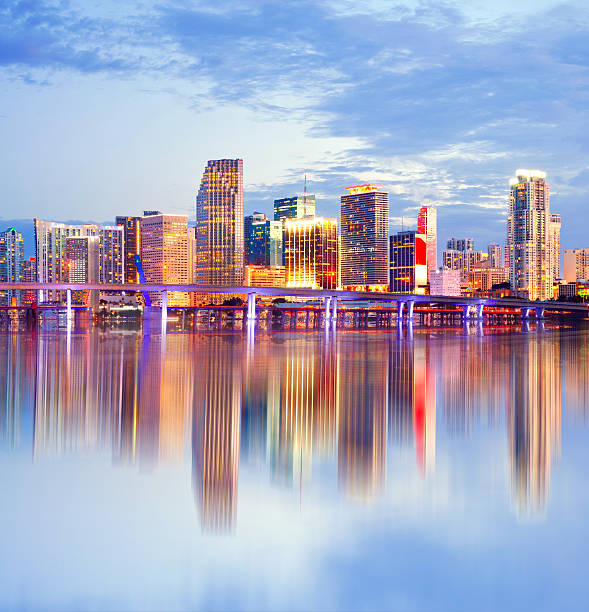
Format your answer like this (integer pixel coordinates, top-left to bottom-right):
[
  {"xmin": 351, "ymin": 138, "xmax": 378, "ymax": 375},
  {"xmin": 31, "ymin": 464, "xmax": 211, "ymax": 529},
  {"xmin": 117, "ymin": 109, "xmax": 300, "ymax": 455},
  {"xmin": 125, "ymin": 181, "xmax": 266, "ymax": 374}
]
[
  {"xmin": 429, "ymin": 268, "xmax": 461, "ymax": 296},
  {"xmin": 389, "ymin": 230, "xmax": 427, "ymax": 294},
  {"xmin": 340, "ymin": 185, "xmax": 389, "ymax": 288},
  {"xmin": 66, "ymin": 236, "xmax": 99, "ymax": 305},
  {"xmin": 507, "ymin": 170, "xmax": 553, "ymax": 300},
  {"xmin": 196, "ymin": 158, "xmax": 244, "ymax": 286},
  {"xmin": 468, "ymin": 265, "xmax": 509, "ymax": 293},
  {"xmin": 564, "ymin": 248, "xmax": 589, "ymax": 281},
  {"xmin": 274, "ymin": 195, "xmax": 316, "ymax": 222},
  {"xmin": 446, "ymin": 237, "xmax": 474, "ymax": 251},
  {"xmin": 442, "ymin": 248, "xmax": 485, "ymax": 281},
  {"xmin": 22, "ymin": 257, "xmax": 37, "ymax": 303},
  {"xmin": 245, "ymin": 215, "xmax": 283, "ymax": 267},
  {"xmin": 417, "ymin": 206, "xmax": 437, "ymax": 281},
  {"xmin": 244, "ymin": 212, "xmax": 267, "ymax": 265},
  {"xmin": 244, "ymin": 265, "xmax": 286, "ymax": 288},
  {"xmin": 0, "ymin": 227, "xmax": 24, "ymax": 305},
  {"xmin": 140, "ymin": 213, "xmax": 189, "ymax": 306},
  {"xmin": 284, "ymin": 217, "xmax": 338, "ymax": 290},
  {"xmin": 115, "ymin": 216, "xmax": 142, "ymax": 284},
  {"xmin": 488, "ymin": 243, "xmax": 502, "ymax": 267},
  {"xmin": 549, "ymin": 213, "xmax": 561, "ymax": 280}
]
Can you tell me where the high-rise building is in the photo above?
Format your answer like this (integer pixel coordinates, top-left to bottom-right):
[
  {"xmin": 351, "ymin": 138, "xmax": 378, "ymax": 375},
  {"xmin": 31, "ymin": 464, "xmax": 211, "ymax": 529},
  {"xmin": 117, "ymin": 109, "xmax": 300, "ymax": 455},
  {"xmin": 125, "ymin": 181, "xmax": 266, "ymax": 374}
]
[
  {"xmin": 22, "ymin": 257, "xmax": 37, "ymax": 304},
  {"xmin": 34, "ymin": 220, "xmax": 123, "ymax": 303},
  {"xmin": 507, "ymin": 170, "xmax": 553, "ymax": 300},
  {"xmin": 284, "ymin": 217, "xmax": 338, "ymax": 290},
  {"xmin": 140, "ymin": 213, "xmax": 189, "ymax": 306},
  {"xmin": 340, "ymin": 185, "xmax": 389, "ymax": 289},
  {"xmin": 245, "ymin": 215, "xmax": 283, "ymax": 267},
  {"xmin": 66, "ymin": 236, "xmax": 99, "ymax": 305},
  {"xmin": 196, "ymin": 159, "xmax": 244, "ymax": 286},
  {"xmin": 115, "ymin": 216, "xmax": 142, "ymax": 284},
  {"xmin": 487, "ymin": 243, "xmax": 502, "ymax": 268},
  {"xmin": 429, "ymin": 268, "xmax": 461, "ymax": 296},
  {"xmin": 468, "ymin": 265, "xmax": 509, "ymax": 293},
  {"xmin": 273, "ymin": 195, "xmax": 316, "ymax": 222},
  {"xmin": 0, "ymin": 227, "xmax": 24, "ymax": 305},
  {"xmin": 389, "ymin": 230, "xmax": 427, "ymax": 294},
  {"xmin": 549, "ymin": 213, "xmax": 561, "ymax": 280},
  {"xmin": 244, "ymin": 212, "xmax": 267, "ymax": 265},
  {"xmin": 564, "ymin": 248, "xmax": 589, "ymax": 281},
  {"xmin": 244, "ymin": 265, "xmax": 286, "ymax": 288},
  {"xmin": 417, "ymin": 206, "xmax": 437, "ymax": 281},
  {"xmin": 446, "ymin": 237, "xmax": 474, "ymax": 251},
  {"xmin": 442, "ymin": 248, "xmax": 485, "ymax": 281}
]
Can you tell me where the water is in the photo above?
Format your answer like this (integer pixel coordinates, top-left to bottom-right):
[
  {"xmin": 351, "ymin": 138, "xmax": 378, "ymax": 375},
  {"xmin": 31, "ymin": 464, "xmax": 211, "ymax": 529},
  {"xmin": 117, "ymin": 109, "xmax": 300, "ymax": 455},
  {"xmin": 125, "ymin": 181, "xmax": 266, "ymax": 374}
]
[{"xmin": 1, "ymin": 324, "xmax": 588, "ymax": 611}]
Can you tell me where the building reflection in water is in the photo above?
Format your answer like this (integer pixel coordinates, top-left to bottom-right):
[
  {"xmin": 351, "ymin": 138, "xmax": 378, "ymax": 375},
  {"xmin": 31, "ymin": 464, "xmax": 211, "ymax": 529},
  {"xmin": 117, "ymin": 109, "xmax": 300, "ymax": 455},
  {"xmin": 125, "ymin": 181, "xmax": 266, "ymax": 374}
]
[
  {"xmin": 192, "ymin": 335, "xmax": 241, "ymax": 533},
  {"xmin": 338, "ymin": 335, "xmax": 387, "ymax": 500},
  {"xmin": 1, "ymin": 325, "xmax": 583, "ymax": 526}
]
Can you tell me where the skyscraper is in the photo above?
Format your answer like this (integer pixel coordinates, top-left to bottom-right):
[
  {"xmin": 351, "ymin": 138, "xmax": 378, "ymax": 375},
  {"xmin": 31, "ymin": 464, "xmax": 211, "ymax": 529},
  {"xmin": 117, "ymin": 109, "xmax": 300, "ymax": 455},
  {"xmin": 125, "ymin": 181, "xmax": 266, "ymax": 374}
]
[
  {"xmin": 66, "ymin": 236, "xmax": 99, "ymax": 306},
  {"xmin": 487, "ymin": 243, "xmax": 502, "ymax": 268},
  {"xmin": 115, "ymin": 216, "xmax": 142, "ymax": 284},
  {"xmin": 340, "ymin": 185, "xmax": 389, "ymax": 289},
  {"xmin": 442, "ymin": 248, "xmax": 485, "ymax": 281},
  {"xmin": 140, "ymin": 213, "xmax": 189, "ymax": 306},
  {"xmin": 389, "ymin": 230, "xmax": 427, "ymax": 294},
  {"xmin": 196, "ymin": 159, "xmax": 244, "ymax": 286},
  {"xmin": 446, "ymin": 237, "xmax": 474, "ymax": 251},
  {"xmin": 274, "ymin": 195, "xmax": 316, "ymax": 222},
  {"xmin": 245, "ymin": 215, "xmax": 283, "ymax": 267},
  {"xmin": 284, "ymin": 217, "xmax": 338, "ymax": 290},
  {"xmin": 244, "ymin": 211, "xmax": 267, "ymax": 265},
  {"xmin": 549, "ymin": 213, "xmax": 561, "ymax": 280},
  {"xmin": 417, "ymin": 206, "xmax": 437, "ymax": 282},
  {"xmin": 507, "ymin": 170, "xmax": 553, "ymax": 300},
  {"xmin": 0, "ymin": 227, "xmax": 24, "ymax": 305}
]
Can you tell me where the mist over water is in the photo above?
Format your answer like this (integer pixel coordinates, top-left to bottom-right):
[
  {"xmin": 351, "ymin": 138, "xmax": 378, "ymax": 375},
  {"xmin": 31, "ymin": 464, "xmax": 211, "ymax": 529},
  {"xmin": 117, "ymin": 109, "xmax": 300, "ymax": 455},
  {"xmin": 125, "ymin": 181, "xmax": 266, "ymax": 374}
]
[{"xmin": 1, "ymin": 326, "xmax": 588, "ymax": 611}]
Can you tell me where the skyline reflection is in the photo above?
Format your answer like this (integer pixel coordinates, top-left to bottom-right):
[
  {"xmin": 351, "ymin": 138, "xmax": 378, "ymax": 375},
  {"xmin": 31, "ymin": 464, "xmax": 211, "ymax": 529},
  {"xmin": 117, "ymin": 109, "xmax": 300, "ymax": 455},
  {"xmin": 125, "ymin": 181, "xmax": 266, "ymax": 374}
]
[{"xmin": 1, "ymin": 327, "xmax": 588, "ymax": 529}]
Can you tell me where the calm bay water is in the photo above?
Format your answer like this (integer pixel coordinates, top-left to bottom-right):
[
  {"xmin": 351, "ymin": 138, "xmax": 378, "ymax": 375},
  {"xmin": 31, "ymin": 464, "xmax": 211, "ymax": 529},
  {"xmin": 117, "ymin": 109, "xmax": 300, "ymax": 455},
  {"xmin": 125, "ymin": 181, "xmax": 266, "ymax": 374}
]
[{"xmin": 1, "ymin": 324, "xmax": 589, "ymax": 611}]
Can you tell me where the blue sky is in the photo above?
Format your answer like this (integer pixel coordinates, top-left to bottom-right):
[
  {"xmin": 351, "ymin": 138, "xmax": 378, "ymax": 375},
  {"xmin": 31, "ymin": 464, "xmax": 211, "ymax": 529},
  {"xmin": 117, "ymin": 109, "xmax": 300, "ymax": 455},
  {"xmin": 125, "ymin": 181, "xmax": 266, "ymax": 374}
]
[{"xmin": 1, "ymin": 0, "xmax": 589, "ymax": 256}]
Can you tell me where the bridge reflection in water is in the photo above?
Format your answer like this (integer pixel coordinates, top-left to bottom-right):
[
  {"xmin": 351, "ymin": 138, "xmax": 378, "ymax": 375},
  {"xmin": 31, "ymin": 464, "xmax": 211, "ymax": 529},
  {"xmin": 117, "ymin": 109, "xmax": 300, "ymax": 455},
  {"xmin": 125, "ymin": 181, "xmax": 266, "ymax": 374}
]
[{"xmin": 1, "ymin": 326, "xmax": 587, "ymax": 532}]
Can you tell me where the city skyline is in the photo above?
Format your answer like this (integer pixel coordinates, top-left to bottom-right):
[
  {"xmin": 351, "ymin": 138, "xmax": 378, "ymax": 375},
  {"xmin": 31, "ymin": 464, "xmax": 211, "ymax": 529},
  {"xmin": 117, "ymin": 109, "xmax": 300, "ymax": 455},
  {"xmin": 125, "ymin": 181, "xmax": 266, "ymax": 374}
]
[{"xmin": 2, "ymin": 1, "xmax": 589, "ymax": 256}]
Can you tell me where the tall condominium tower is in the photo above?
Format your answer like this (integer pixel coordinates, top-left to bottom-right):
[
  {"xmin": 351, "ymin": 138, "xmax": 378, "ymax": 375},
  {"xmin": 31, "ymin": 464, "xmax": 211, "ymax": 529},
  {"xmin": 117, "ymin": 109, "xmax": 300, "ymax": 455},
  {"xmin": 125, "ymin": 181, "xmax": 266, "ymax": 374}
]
[
  {"xmin": 245, "ymin": 215, "xmax": 283, "ymax": 267},
  {"xmin": 417, "ymin": 206, "xmax": 437, "ymax": 281},
  {"xmin": 487, "ymin": 243, "xmax": 502, "ymax": 268},
  {"xmin": 66, "ymin": 236, "xmax": 99, "ymax": 306},
  {"xmin": 0, "ymin": 227, "xmax": 24, "ymax": 305},
  {"xmin": 116, "ymin": 216, "xmax": 142, "ymax": 283},
  {"xmin": 196, "ymin": 159, "xmax": 244, "ymax": 285},
  {"xmin": 549, "ymin": 213, "xmax": 561, "ymax": 280},
  {"xmin": 274, "ymin": 195, "xmax": 316, "ymax": 222},
  {"xmin": 141, "ymin": 213, "xmax": 189, "ymax": 306},
  {"xmin": 446, "ymin": 237, "xmax": 474, "ymax": 251},
  {"xmin": 507, "ymin": 170, "xmax": 553, "ymax": 300},
  {"xmin": 284, "ymin": 217, "xmax": 338, "ymax": 290},
  {"xmin": 340, "ymin": 185, "xmax": 389, "ymax": 289},
  {"xmin": 389, "ymin": 230, "xmax": 427, "ymax": 294}
]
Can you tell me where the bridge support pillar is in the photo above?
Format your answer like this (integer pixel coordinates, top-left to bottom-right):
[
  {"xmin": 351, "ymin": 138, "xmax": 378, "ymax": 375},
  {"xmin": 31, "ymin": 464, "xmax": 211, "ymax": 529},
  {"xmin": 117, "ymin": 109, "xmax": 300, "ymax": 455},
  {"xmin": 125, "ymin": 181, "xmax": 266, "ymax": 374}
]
[
  {"xmin": 247, "ymin": 292, "xmax": 257, "ymax": 321},
  {"xmin": 536, "ymin": 307, "xmax": 546, "ymax": 319},
  {"xmin": 161, "ymin": 290, "xmax": 168, "ymax": 333},
  {"xmin": 407, "ymin": 301, "xmax": 415, "ymax": 321},
  {"xmin": 521, "ymin": 307, "xmax": 532, "ymax": 319},
  {"xmin": 324, "ymin": 297, "xmax": 331, "ymax": 328},
  {"xmin": 463, "ymin": 304, "xmax": 471, "ymax": 320},
  {"xmin": 66, "ymin": 289, "xmax": 72, "ymax": 321},
  {"xmin": 475, "ymin": 303, "xmax": 484, "ymax": 319},
  {"xmin": 397, "ymin": 301, "xmax": 405, "ymax": 323},
  {"xmin": 331, "ymin": 297, "xmax": 338, "ymax": 323}
]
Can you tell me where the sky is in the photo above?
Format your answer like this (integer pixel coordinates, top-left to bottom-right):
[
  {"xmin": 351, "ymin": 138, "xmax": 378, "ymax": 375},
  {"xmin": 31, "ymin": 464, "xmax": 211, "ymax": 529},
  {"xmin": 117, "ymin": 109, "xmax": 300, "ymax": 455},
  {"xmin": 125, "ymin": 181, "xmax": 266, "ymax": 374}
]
[{"xmin": 1, "ymin": 0, "xmax": 589, "ymax": 257}]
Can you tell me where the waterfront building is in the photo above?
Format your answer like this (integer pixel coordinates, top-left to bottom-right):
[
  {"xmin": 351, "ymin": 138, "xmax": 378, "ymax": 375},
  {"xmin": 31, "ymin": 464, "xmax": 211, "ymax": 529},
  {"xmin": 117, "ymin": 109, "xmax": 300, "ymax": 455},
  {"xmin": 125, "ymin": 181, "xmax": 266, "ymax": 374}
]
[
  {"xmin": 467, "ymin": 264, "xmax": 509, "ymax": 293},
  {"xmin": 244, "ymin": 265, "xmax": 286, "ymax": 288},
  {"xmin": 140, "ymin": 213, "xmax": 189, "ymax": 306},
  {"xmin": 22, "ymin": 257, "xmax": 37, "ymax": 303},
  {"xmin": 244, "ymin": 212, "xmax": 267, "ymax": 265},
  {"xmin": 284, "ymin": 217, "xmax": 338, "ymax": 290},
  {"xmin": 507, "ymin": 170, "xmax": 554, "ymax": 300},
  {"xmin": 196, "ymin": 158, "xmax": 244, "ymax": 286},
  {"xmin": 442, "ymin": 248, "xmax": 485, "ymax": 281},
  {"xmin": 245, "ymin": 214, "xmax": 283, "ymax": 267},
  {"xmin": 417, "ymin": 206, "xmax": 437, "ymax": 281},
  {"xmin": 549, "ymin": 214, "xmax": 561, "ymax": 280},
  {"xmin": 558, "ymin": 281, "xmax": 589, "ymax": 300},
  {"xmin": 340, "ymin": 185, "xmax": 389, "ymax": 289},
  {"xmin": 0, "ymin": 227, "xmax": 24, "ymax": 305},
  {"xmin": 389, "ymin": 230, "xmax": 427, "ymax": 294},
  {"xmin": 488, "ymin": 243, "xmax": 502, "ymax": 268},
  {"xmin": 429, "ymin": 268, "xmax": 461, "ymax": 296},
  {"xmin": 66, "ymin": 236, "xmax": 99, "ymax": 306},
  {"xmin": 115, "ymin": 216, "xmax": 142, "ymax": 284},
  {"xmin": 564, "ymin": 248, "xmax": 589, "ymax": 281},
  {"xmin": 274, "ymin": 195, "xmax": 316, "ymax": 222},
  {"xmin": 446, "ymin": 237, "xmax": 474, "ymax": 251}
]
